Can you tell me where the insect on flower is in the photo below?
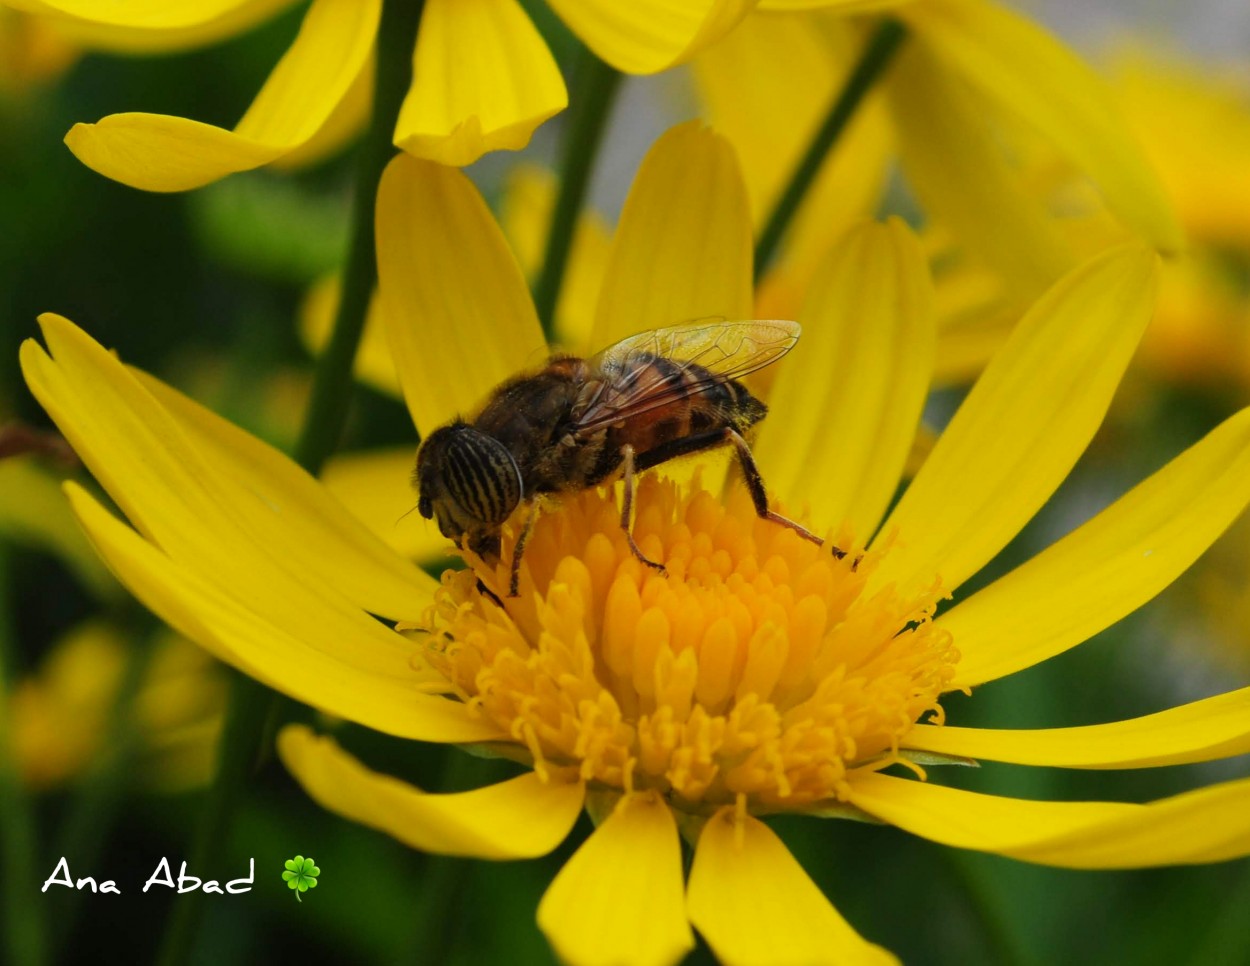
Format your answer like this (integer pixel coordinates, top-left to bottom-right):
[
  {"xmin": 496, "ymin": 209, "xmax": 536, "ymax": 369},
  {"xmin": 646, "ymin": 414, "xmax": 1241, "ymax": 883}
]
[{"xmin": 414, "ymin": 320, "xmax": 839, "ymax": 596}]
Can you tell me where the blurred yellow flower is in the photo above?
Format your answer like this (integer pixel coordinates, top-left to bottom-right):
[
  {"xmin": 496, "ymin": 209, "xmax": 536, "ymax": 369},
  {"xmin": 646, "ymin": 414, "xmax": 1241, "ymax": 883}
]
[
  {"xmin": 1112, "ymin": 50, "xmax": 1250, "ymax": 392},
  {"xmin": 917, "ymin": 47, "xmax": 1250, "ymax": 391},
  {"xmin": 693, "ymin": 0, "xmax": 1180, "ymax": 313},
  {"xmin": 12, "ymin": 0, "xmax": 768, "ymax": 188},
  {"xmin": 9, "ymin": 622, "xmax": 225, "ymax": 792},
  {"xmin": 0, "ymin": 453, "xmax": 224, "ymax": 793},
  {"xmin": 19, "ymin": 124, "xmax": 1250, "ymax": 965},
  {"xmin": 0, "ymin": 7, "xmax": 77, "ymax": 93}
]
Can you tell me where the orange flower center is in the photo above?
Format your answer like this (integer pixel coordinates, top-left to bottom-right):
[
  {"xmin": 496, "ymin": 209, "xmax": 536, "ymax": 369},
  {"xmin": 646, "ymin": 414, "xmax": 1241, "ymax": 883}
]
[{"xmin": 414, "ymin": 475, "xmax": 958, "ymax": 813}]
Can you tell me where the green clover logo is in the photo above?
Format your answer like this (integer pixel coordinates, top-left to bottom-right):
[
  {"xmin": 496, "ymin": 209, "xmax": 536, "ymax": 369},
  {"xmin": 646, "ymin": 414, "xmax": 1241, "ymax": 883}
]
[{"xmin": 281, "ymin": 855, "xmax": 320, "ymax": 902}]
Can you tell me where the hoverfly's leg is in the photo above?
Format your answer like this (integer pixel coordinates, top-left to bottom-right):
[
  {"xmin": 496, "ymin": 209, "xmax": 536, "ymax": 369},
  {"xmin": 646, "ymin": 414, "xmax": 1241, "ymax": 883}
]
[
  {"xmin": 476, "ymin": 578, "xmax": 505, "ymax": 609},
  {"xmin": 725, "ymin": 429, "xmax": 856, "ymax": 564},
  {"xmin": 508, "ymin": 502, "xmax": 542, "ymax": 598},
  {"xmin": 620, "ymin": 445, "xmax": 667, "ymax": 575}
]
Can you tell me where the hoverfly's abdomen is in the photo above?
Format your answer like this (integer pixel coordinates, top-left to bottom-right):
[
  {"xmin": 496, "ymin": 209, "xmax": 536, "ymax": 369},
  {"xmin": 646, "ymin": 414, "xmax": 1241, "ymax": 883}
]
[{"xmin": 613, "ymin": 354, "xmax": 766, "ymax": 456}]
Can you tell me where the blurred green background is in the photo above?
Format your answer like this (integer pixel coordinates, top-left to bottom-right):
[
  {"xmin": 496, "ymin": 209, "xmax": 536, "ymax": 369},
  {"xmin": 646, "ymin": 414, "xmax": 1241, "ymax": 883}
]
[{"xmin": 2, "ymin": 2, "xmax": 1249, "ymax": 965}]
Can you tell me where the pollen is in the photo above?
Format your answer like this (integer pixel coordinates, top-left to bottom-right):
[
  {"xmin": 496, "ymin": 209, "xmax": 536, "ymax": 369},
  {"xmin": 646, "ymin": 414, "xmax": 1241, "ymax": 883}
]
[{"xmin": 414, "ymin": 476, "xmax": 959, "ymax": 813}]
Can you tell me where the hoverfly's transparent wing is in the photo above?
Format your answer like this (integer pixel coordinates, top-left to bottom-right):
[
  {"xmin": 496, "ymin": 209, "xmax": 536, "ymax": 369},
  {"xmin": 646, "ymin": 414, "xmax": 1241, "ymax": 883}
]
[{"xmin": 572, "ymin": 320, "xmax": 800, "ymax": 435}]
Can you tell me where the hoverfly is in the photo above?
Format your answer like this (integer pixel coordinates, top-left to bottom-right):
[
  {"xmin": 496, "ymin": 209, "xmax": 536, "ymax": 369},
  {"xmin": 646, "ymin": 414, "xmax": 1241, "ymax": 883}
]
[{"xmin": 415, "ymin": 319, "xmax": 837, "ymax": 597}]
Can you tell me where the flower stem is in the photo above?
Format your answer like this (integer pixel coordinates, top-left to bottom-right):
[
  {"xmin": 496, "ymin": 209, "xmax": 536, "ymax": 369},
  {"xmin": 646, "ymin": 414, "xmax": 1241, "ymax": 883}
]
[
  {"xmin": 403, "ymin": 750, "xmax": 491, "ymax": 960},
  {"xmin": 532, "ymin": 46, "xmax": 621, "ymax": 343},
  {"xmin": 293, "ymin": 0, "xmax": 426, "ymax": 477},
  {"xmin": 753, "ymin": 18, "xmax": 906, "ymax": 281},
  {"xmin": 0, "ymin": 548, "xmax": 46, "ymax": 966},
  {"xmin": 154, "ymin": 2, "xmax": 424, "ymax": 963},
  {"xmin": 48, "ymin": 624, "xmax": 155, "ymax": 964}
]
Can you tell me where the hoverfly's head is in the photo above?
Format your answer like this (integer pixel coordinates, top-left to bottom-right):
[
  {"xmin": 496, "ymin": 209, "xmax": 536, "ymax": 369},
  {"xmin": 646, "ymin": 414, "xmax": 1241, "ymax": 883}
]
[{"xmin": 414, "ymin": 422, "xmax": 522, "ymax": 562}]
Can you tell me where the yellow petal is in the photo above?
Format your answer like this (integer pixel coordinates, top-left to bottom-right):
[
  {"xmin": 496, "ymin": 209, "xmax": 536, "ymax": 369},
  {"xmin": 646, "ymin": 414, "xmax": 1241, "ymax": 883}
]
[
  {"xmin": 11, "ymin": 0, "xmax": 276, "ymax": 28},
  {"xmin": 375, "ymin": 154, "xmax": 547, "ymax": 435},
  {"xmin": 538, "ymin": 792, "xmax": 693, "ymax": 966},
  {"xmin": 905, "ymin": 685, "xmax": 1250, "ymax": 769},
  {"xmin": 21, "ymin": 314, "xmax": 433, "ymax": 623},
  {"xmin": 498, "ymin": 164, "xmax": 611, "ymax": 353},
  {"xmin": 63, "ymin": 0, "xmax": 380, "ymax": 191},
  {"xmin": 590, "ymin": 122, "xmax": 752, "ymax": 353},
  {"xmin": 754, "ymin": 219, "xmax": 933, "ymax": 541},
  {"xmin": 931, "ymin": 268, "xmax": 1018, "ymax": 388},
  {"xmin": 298, "ymin": 276, "xmax": 402, "ymax": 398},
  {"xmin": 687, "ymin": 809, "xmax": 897, "ymax": 966},
  {"xmin": 886, "ymin": 41, "xmax": 1075, "ymax": 295},
  {"xmin": 271, "ymin": 47, "xmax": 372, "ymax": 170},
  {"xmin": 941, "ymin": 406, "xmax": 1250, "ymax": 687},
  {"xmin": 759, "ymin": 0, "xmax": 914, "ymax": 8},
  {"xmin": 28, "ymin": 0, "xmax": 295, "ymax": 54},
  {"xmin": 897, "ymin": 0, "xmax": 1182, "ymax": 253},
  {"xmin": 134, "ymin": 366, "xmax": 437, "ymax": 618},
  {"xmin": 320, "ymin": 447, "xmax": 453, "ymax": 563},
  {"xmin": 546, "ymin": 0, "xmax": 759, "ymax": 74},
  {"xmin": 65, "ymin": 485, "xmax": 499, "ymax": 743},
  {"xmin": 1111, "ymin": 50, "xmax": 1250, "ymax": 249},
  {"xmin": 693, "ymin": 11, "xmax": 892, "ymax": 285},
  {"xmin": 393, "ymin": 0, "xmax": 566, "ymax": 166},
  {"xmin": 849, "ymin": 771, "xmax": 1250, "ymax": 868},
  {"xmin": 872, "ymin": 245, "xmax": 1159, "ymax": 595},
  {"xmin": 278, "ymin": 725, "xmax": 582, "ymax": 857}
]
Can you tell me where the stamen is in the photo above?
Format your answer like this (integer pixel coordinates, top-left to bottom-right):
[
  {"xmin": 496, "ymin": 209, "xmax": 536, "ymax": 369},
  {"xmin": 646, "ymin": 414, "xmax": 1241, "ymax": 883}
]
[{"xmin": 418, "ymin": 477, "xmax": 959, "ymax": 815}]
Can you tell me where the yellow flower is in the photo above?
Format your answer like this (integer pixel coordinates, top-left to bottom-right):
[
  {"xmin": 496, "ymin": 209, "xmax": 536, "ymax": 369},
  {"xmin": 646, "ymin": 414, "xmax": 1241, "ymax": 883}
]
[
  {"xmin": 0, "ymin": 7, "xmax": 77, "ymax": 93},
  {"xmin": 1110, "ymin": 49, "xmax": 1250, "ymax": 392},
  {"xmin": 693, "ymin": 0, "xmax": 1181, "ymax": 319},
  {"xmin": 918, "ymin": 46, "xmax": 1250, "ymax": 391},
  {"xmin": 20, "ymin": 125, "xmax": 1250, "ymax": 965},
  {"xmin": 9, "ymin": 622, "xmax": 226, "ymax": 792},
  {"xmin": 14, "ymin": 0, "xmax": 765, "ymax": 189}
]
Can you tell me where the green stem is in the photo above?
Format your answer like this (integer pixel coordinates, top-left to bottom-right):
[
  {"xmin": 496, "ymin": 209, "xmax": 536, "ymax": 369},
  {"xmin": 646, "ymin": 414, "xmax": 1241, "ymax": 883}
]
[
  {"xmin": 532, "ymin": 47, "xmax": 621, "ymax": 343},
  {"xmin": 293, "ymin": 0, "xmax": 426, "ymax": 476},
  {"xmin": 1185, "ymin": 859, "xmax": 1250, "ymax": 966},
  {"xmin": 402, "ymin": 750, "xmax": 490, "ymax": 961},
  {"xmin": 0, "ymin": 548, "xmax": 46, "ymax": 966},
  {"xmin": 152, "ymin": 672, "xmax": 271, "ymax": 966},
  {"xmin": 753, "ymin": 18, "xmax": 906, "ymax": 281},
  {"xmin": 48, "ymin": 624, "xmax": 155, "ymax": 963},
  {"xmin": 154, "ymin": 3, "xmax": 425, "ymax": 963},
  {"xmin": 940, "ymin": 848, "xmax": 1038, "ymax": 966}
]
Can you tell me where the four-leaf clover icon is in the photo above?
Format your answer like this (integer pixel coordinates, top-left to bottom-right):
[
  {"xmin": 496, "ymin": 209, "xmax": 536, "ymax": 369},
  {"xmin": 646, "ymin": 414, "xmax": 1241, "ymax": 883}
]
[{"xmin": 281, "ymin": 855, "xmax": 320, "ymax": 902}]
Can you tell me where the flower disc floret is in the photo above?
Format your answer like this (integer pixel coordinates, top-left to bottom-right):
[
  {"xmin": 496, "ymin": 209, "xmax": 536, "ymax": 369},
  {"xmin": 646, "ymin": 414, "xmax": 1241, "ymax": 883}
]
[{"xmin": 415, "ymin": 476, "xmax": 959, "ymax": 813}]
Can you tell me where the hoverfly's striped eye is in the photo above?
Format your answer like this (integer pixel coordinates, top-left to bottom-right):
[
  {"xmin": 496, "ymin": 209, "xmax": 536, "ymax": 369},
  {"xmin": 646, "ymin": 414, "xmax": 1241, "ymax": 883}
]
[{"xmin": 443, "ymin": 427, "xmax": 522, "ymax": 527}]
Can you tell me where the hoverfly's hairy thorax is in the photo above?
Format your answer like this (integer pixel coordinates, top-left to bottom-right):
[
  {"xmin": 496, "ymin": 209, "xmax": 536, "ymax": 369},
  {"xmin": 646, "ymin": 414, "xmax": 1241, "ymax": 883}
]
[{"xmin": 471, "ymin": 358, "xmax": 604, "ymax": 495}]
